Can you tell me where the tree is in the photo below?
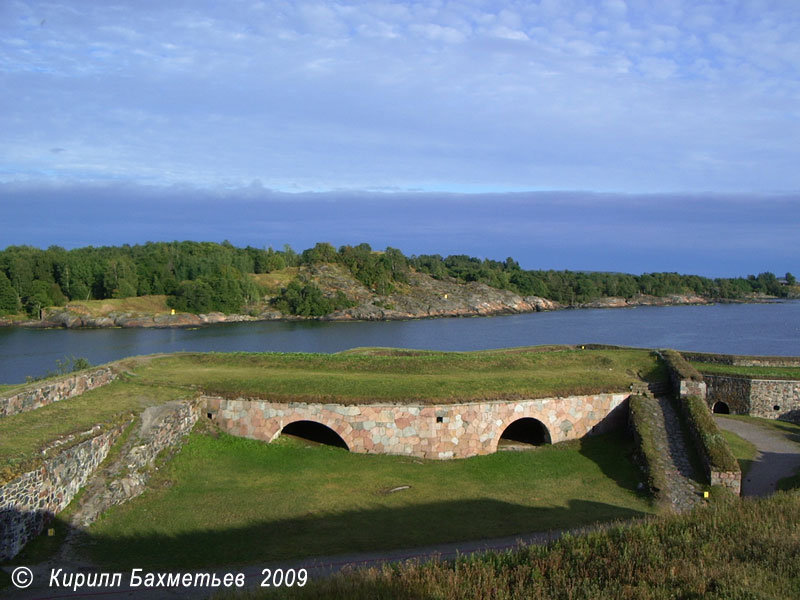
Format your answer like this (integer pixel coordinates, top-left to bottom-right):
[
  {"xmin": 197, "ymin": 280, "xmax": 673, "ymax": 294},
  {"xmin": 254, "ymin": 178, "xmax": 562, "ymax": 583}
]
[
  {"xmin": 0, "ymin": 271, "xmax": 20, "ymax": 315},
  {"xmin": 786, "ymin": 272, "xmax": 796, "ymax": 286}
]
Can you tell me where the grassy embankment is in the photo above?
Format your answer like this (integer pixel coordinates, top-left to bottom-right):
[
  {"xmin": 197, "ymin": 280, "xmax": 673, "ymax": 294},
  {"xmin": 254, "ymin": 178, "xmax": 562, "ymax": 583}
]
[
  {"xmin": 80, "ymin": 426, "xmax": 653, "ymax": 569},
  {"xmin": 0, "ymin": 347, "xmax": 663, "ymax": 483},
  {"xmin": 0, "ymin": 378, "xmax": 190, "ymax": 484},
  {"xmin": 2, "ymin": 347, "xmax": 666, "ymax": 571},
  {"xmin": 690, "ymin": 362, "xmax": 800, "ymax": 379},
  {"xmin": 229, "ymin": 490, "xmax": 800, "ymax": 600},
  {"xmin": 133, "ymin": 347, "xmax": 665, "ymax": 404}
]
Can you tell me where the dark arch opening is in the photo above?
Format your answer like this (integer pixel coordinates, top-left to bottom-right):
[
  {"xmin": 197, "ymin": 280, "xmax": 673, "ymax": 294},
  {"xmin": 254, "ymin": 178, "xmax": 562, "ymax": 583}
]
[
  {"xmin": 712, "ymin": 402, "xmax": 730, "ymax": 414},
  {"xmin": 498, "ymin": 418, "xmax": 552, "ymax": 449},
  {"xmin": 281, "ymin": 421, "xmax": 349, "ymax": 450}
]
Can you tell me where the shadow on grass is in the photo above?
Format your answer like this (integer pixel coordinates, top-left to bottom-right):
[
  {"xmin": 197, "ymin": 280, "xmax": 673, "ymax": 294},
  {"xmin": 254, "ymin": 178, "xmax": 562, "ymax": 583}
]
[{"xmin": 4, "ymin": 498, "xmax": 648, "ymax": 573}]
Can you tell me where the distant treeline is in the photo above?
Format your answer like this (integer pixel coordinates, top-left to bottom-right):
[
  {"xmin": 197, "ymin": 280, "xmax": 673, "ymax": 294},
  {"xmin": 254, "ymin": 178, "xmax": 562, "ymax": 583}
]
[{"xmin": 0, "ymin": 241, "xmax": 794, "ymax": 316}]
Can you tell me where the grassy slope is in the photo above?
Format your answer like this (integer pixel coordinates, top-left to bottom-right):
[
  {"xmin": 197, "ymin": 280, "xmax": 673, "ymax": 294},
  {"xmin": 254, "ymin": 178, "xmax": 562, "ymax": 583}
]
[
  {"xmin": 239, "ymin": 491, "xmax": 800, "ymax": 600},
  {"xmin": 0, "ymin": 348, "xmax": 662, "ymax": 481},
  {"xmin": 82, "ymin": 427, "xmax": 653, "ymax": 569},
  {"xmin": 0, "ymin": 379, "xmax": 190, "ymax": 483},
  {"xmin": 133, "ymin": 348, "xmax": 664, "ymax": 404},
  {"xmin": 691, "ymin": 362, "xmax": 800, "ymax": 379},
  {"xmin": 62, "ymin": 295, "xmax": 173, "ymax": 317},
  {"xmin": 719, "ymin": 429, "xmax": 758, "ymax": 477}
]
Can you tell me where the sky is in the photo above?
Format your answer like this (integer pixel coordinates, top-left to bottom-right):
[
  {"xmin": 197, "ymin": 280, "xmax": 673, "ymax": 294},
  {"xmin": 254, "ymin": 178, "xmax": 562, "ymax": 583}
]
[{"xmin": 1, "ymin": 1, "xmax": 799, "ymax": 276}]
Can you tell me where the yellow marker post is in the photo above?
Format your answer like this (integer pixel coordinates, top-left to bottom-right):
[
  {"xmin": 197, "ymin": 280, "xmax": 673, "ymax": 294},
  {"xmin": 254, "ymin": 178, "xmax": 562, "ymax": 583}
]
[
  {"xmin": 171, "ymin": 308, "xmax": 176, "ymax": 315},
  {"xmin": 703, "ymin": 491, "xmax": 709, "ymax": 499}
]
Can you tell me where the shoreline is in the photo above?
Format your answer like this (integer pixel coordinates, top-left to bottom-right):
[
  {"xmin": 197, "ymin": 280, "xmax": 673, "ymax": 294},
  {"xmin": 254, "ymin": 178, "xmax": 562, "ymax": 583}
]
[{"xmin": 0, "ymin": 294, "xmax": 790, "ymax": 331}]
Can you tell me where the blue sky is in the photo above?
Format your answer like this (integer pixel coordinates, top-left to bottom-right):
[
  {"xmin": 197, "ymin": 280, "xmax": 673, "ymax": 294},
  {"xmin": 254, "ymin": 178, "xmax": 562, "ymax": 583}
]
[{"xmin": 1, "ymin": 1, "xmax": 798, "ymax": 275}]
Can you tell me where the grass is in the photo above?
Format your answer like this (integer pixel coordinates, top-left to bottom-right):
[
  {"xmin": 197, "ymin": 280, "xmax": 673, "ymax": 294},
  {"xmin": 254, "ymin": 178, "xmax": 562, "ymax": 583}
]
[
  {"xmin": 62, "ymin": 295, "xmax": 172, "ymax": 317},
  {"xmin": 233, "ymin": 491, "xmax": 800, "ymax": 600},
  {"xmin": 131, "ymin": 347, "xmax": 665, "ymax": 404},
  {"xmin": 0, "ymin": 378, "xmax": 190, "ymax": 483},
  {"xmin": 251, "ymin": 268, "xmax": 300, "ymax": 294},
  {"xmin": 719, "ymin": 430, "xmax": 758, "ymax": 477},
  {"xmin": 717, "ymin": 415, "xmax": 800, "ymax": 491},
  {"xmin": 691, "ymin": 362, "xmax": 800, "ymax": 379},
  {"xmin": 78, "ymin": 426, "xmax": 654, "ymax": 570},
  {"xmin": 0, "ymin": 347, "xmax": 663, "ymax": 483}
]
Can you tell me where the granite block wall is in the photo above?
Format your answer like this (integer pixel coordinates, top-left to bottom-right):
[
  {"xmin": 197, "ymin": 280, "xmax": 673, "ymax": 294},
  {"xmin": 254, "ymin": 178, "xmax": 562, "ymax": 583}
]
[
  {"xmin": 204, "ymin": 393, "xmax": 630, "ymax": 460},
  {"xmin": 0, "ymin": 367, "xmax": 118, "ymax": 418}
]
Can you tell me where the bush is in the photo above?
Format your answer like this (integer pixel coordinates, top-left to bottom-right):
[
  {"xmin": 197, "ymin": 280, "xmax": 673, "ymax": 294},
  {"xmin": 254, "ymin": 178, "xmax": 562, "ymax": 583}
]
[
  {"xmin": 272, "ymin": 281, "xmax": 355, "ymax": 316},
  {"xmin": 683, "ymin": 394, "xmax": 739, "ymax": 473}
]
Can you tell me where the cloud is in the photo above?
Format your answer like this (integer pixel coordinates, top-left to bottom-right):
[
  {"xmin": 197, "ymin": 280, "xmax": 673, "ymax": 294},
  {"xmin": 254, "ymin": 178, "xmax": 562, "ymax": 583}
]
[{"xmin": 0, "ymin": 1, "xmax": 798, "ymax": 193}]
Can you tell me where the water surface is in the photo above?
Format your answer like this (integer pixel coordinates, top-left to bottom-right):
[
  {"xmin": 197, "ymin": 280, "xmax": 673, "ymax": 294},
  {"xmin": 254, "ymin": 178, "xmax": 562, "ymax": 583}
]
[{"xmin": 1, "ymin": 301, "xmax": 798, "ymax": 383}]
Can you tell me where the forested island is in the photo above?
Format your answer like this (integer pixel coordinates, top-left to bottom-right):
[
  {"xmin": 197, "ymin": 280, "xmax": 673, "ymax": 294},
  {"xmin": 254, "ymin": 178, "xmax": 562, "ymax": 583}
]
[{"xmin": 0, "ymin": 241, "xmax": 796, "ymax": 327}]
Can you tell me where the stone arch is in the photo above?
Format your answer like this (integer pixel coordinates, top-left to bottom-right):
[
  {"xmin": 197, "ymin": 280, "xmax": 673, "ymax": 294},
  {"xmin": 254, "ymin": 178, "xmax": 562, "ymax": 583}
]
[
  {"xmin": 496, "ymin": 417, "xmax": 552, "ymax": 451},
  {"xmin": 712, "ymin": 401, "xmax": 730, "ymax": 415},
  {"xmin": 279, "ymin": 419, "xmax": 350, "ymax": 450}
]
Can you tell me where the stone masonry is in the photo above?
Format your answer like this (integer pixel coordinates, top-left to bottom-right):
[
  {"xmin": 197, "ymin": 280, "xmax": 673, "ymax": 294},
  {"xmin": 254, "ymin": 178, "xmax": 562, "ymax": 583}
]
[
  {"xmin": 705, "ymin": 374, "xmax": 800, "ymax": 423},
  {"xmin": 204, "ymin": 393, "xmax": 630, "ymax": 459},
  {"xmin": 0, "ymin": 422, "xmax": 129, "ymax": 561},
  {"xmin": 0, "ymin": 367, "xmax": 118, "ymax": 418}
]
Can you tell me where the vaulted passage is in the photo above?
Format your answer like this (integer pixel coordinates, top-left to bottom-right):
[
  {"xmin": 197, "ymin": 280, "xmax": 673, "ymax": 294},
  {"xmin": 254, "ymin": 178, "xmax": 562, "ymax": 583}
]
[
  {"xmin": 498, "ymin": 418, "xmax": 552, "ymax": 449},
  {"xmin": 281, "ymin": 420, "xmax": 349, "ymax": 450},
  {"xmin": 712, "ymin": 401, "xmax": 730, "ymax": 414}
]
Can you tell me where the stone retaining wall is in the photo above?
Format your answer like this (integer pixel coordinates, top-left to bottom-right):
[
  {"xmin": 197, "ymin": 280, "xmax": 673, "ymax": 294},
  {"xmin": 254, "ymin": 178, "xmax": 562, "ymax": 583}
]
[
  {"xmin": 0, "ymin": 367, "xmax": 118, "ymax": 418},
  {"xmin": 705, "ymin": 374, "xmax": 800, "ymax": 422},
  {"xmin": 72, "ymin": 400, "xmax": 202, "ymax": 527},
  {"xmin": 704, "ymin": 375, "xmax": 752, "ymax": 414},
  {"xmin": 0, "ymin": 421, "xmax": 130, "ymax": 561},
  {"xmin": 204, "ymin": 393, "xmax": 630, "ymax": 459}
]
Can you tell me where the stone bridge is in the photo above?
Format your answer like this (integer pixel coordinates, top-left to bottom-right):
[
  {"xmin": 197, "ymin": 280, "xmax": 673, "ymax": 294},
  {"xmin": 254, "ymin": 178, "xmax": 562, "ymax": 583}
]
[{"xmin": 204, "ymin": 392, "xmax": 630, "ymax": 459}]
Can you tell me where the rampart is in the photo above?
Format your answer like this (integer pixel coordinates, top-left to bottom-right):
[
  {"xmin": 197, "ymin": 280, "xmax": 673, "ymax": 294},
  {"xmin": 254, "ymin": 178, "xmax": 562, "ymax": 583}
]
[
  {"xmin": 0, "ymin": 422, "xmax": 129, "ymax": 561},
  {"xmin": 705, "ymin": 374, "xmax": 800, "ymax": 422},
  {"xmin": 0, "ymin": 367, "xmax": 118, "ymax": 418},
  {"xmin": 204, "ymin": 393, "xmax": 630, "ymax": 459}
]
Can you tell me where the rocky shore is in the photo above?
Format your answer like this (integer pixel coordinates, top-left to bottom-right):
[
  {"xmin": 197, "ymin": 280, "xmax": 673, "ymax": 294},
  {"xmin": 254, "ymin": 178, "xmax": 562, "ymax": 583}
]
[{"xmin": 0, "ymin": 266, "xmax": 718, "ymax": 330}]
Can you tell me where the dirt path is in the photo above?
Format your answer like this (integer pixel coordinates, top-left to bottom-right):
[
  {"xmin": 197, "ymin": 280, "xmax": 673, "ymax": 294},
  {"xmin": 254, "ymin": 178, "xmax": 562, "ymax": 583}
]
[{"xmin": 714, "ymin": 416, "xmax": 800, "ymax": 497}]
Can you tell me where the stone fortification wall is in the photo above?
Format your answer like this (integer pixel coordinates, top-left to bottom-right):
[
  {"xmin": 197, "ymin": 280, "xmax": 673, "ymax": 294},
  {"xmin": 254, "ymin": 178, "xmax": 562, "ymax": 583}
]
[
  {"xmin": 0, "ymin": 367, "xmax": 118, "ymax": 418},
  {"xmin": 704, "ymin": 375, "xmax": 752, "ymax": 414},
  {"xmin": 71, "ymin": 399, "xmax": 201, "ymax": 527},
  {"xmin": 204, "ymin": 393, "xmax": 629, "ymax": 460},
  {"xmin": 683, "ymin": 352, "xmax": 800, "ymax": 368},
  {"xmin": 0, "ymin": 422, "xmax": 130, "ymax": 561},
  {"xmin": 705, "ymin": 374, "xmax": 800, "ymax": 422},
  {"xmin": 749, "ymin": 379, "xmax": 800, "ymax": 422}
]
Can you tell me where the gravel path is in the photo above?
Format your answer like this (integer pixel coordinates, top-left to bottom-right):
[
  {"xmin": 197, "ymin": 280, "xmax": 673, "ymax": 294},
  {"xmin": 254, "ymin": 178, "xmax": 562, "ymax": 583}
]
[
  {"xmin": 714, "ymin": 416, "xmax": 800, "ymax": 497},
  {"xmin": 651, "ymin": 396, "xmax": 703, "ymax": 511}
]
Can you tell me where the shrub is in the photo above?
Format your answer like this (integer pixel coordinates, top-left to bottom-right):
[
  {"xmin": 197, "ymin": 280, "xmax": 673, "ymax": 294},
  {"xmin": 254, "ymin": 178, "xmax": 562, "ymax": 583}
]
[{"xmin": 683, "ymin": 394, "xmax": 739, "ymax": 473}]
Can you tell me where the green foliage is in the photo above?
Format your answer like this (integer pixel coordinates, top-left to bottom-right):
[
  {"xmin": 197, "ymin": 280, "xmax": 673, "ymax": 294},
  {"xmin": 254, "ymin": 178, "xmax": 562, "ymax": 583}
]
[
  {"xmin": 23, "ymin": 355, "xmax": 93, "ymax": 384},
  {"xmin": 660, "ymin": 349, "xmax": 704, "ymax": 381},
  {"xmin": 683, "ymin": 395, "xmax": 739, "ymax": 473},
  {"xmin": 629, "ymin": 395, "xmax": 670, "ymax": 505},
  {"xmin": 271, "ymin": 280, "xmax": 355, "ymax": 316},
  {"xmin": 0, "ymin": 271, "xmax": 19, "ymax": 315},
  {"xmin": 0, "ymin": 242, "xmax": 791, "ymax": 317},
  {"xmin": 168, "ymin": 272, "xmax": 260, "ymax": 314},
  {"xmin": 336, "ymin": 244, "xmax": 409, "ymax": 294}
]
